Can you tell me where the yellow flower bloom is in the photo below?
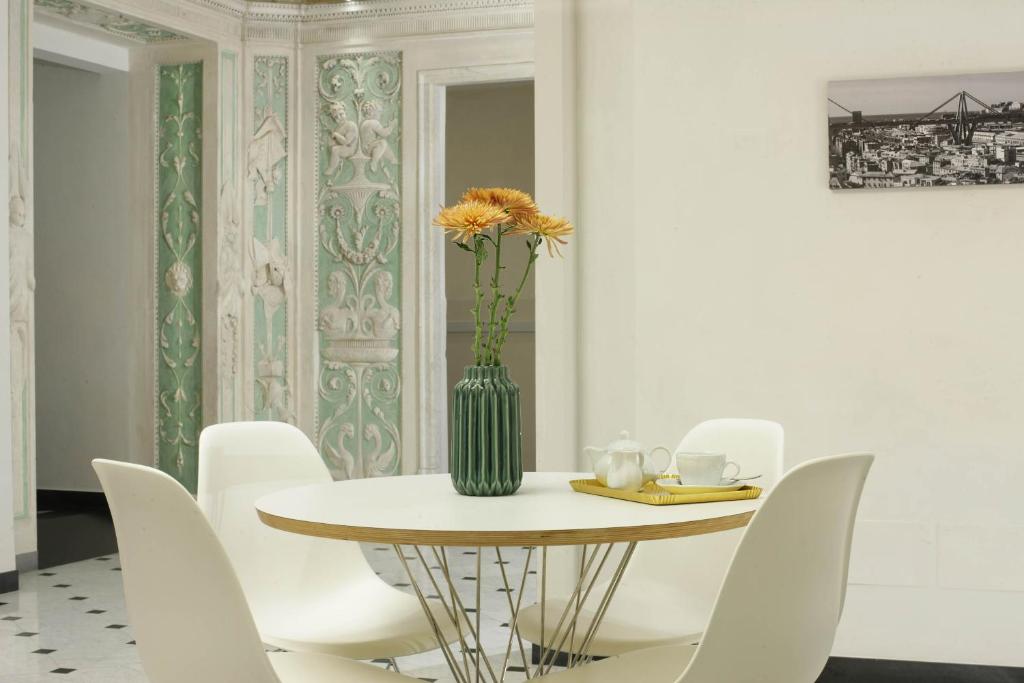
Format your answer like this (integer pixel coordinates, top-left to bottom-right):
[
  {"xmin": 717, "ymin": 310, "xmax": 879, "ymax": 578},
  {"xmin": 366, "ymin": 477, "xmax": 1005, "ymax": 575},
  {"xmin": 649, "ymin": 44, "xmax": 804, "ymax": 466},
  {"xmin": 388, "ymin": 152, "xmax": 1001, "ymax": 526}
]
[
  {"xmin": 508, "ymin": 213, "xmax": 574, "ymax": 257},
  {"xmin": 461, "ymin": 187, "xmax": 539, "ymax": 223},
  {"xmin": 432, "ymin": 201, "xmax": 507, "ymax": 243}
]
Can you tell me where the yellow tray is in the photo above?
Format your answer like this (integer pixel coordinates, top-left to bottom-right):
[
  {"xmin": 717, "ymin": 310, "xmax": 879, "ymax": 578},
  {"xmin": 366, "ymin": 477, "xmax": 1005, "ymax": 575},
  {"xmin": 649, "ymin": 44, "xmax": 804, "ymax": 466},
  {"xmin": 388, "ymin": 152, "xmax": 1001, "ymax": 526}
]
[{"xmin": 569, "ymin": 479, "xmax": 762, "ymax": 506}]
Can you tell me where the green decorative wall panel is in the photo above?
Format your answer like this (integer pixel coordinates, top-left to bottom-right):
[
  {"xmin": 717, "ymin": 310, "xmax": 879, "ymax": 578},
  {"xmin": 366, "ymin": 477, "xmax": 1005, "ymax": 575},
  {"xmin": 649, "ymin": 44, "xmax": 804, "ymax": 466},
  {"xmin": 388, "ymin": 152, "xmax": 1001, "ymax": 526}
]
[
  {"xmin": 156, "ymin": 63, "xmax": 203, "ymax": 493},
  {"xmin": 249, "ymin": 55, "xmax": 290, "ymax": 421},
  {"xmin": 34, "ymin": 0, "xmax": 187, "ymax": 43},
  {"xmin": 315, "ymin": 52, "xmax": 402, "ymax": 479}
]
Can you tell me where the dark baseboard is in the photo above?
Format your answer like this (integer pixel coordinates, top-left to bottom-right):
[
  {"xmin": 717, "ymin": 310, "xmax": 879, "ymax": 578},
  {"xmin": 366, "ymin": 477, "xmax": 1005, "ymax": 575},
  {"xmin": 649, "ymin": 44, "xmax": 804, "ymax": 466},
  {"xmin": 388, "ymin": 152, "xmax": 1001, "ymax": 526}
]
[
  {"xmin": 36, "ymin": 490, "xmax": 117, "ymax": 569},
  {"xmin": 15, "ymin": 551, "xmax": 37, "ymax": 572},
  {"xmin": 0, "ymin": 569, "xmax": 18, "ymax": 594},
  {"xmin": 37, "ymin": 489, "xmax": 109, "ymax": 513},
  {"xmin": 818, "ymin": 657, "xmax": 1024, "ymax": 682},
  {"xmin": 530, "ymin": 646, "xmax": 1023, "ymax": 682}
]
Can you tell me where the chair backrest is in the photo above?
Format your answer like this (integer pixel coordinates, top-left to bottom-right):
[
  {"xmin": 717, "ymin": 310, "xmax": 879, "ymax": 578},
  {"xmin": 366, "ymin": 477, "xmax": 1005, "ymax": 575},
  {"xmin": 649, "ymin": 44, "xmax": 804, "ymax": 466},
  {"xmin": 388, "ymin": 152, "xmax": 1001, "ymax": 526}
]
[
  {"xmin": 93, "ymin": 460, "xmax": 279, "ymax": 683},
  {"xmin": 667, "ymin": 418, "xmax": 785, "ymax": 489},
  {"xmin": 623, "ymin": 419, "xmax": 785, "ymax": 613},
  {"xmin": 197, "ymin": 421, "xmax": 376, "ymax": 618},
  {"xmin": 678, "ymin": 453, "xmax": 874, "ymax": 683}
]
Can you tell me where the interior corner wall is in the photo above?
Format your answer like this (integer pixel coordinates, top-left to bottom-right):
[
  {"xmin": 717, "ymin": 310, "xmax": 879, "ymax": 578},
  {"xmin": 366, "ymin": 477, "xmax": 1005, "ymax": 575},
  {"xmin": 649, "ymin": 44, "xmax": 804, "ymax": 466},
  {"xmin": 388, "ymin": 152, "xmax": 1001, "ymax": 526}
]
[
  {"xmin": 573, "ymin": 0, "xmax": 1024, "ymax": 666},
  {"xmin": 575, "ymin": 0, "xmax": 636, "ymax": 457}
]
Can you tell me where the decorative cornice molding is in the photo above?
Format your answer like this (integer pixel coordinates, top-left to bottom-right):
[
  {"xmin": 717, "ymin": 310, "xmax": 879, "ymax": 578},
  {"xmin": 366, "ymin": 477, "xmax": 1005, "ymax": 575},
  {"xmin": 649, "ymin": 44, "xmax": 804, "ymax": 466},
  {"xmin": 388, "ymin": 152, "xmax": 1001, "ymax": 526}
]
[
  {"xmin": 65, "ymin": 0, "xmax": 245, "ymax": 40},
  {"xmin": 36, "ymin": 0, "xmax": 531, "ymax": 45},
  {"xmin": 182, "ymin": 0, "xmax": 533, "ymax": 42},
  {"xmin": 34, "ymin": 0, "xmax": 189, "ymax": 43}
]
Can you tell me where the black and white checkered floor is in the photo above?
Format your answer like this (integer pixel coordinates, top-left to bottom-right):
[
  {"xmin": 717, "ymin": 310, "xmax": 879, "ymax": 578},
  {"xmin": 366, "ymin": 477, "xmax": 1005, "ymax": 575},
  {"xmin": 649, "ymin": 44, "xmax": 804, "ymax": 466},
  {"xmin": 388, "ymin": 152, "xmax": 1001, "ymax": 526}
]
[{"xmin": 0, "ymin": 546, "xmax": 538, "ymax": 682}]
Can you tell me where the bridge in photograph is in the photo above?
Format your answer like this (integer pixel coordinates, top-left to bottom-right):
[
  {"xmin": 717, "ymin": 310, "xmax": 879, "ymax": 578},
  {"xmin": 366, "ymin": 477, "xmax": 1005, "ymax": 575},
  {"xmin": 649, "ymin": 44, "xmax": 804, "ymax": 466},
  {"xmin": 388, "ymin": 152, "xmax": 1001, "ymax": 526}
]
[{"xmin": 828, "ymin": 90, "xmax": 1024, "ymax": 145}]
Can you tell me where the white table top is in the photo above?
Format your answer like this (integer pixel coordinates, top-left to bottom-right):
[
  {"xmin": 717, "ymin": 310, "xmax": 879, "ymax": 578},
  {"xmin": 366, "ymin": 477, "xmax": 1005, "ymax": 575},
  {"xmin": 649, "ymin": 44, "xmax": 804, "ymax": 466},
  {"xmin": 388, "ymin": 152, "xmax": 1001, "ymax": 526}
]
[{"xmin": 256, "ymin": 472, "xmax": 761, "ymax": 547}]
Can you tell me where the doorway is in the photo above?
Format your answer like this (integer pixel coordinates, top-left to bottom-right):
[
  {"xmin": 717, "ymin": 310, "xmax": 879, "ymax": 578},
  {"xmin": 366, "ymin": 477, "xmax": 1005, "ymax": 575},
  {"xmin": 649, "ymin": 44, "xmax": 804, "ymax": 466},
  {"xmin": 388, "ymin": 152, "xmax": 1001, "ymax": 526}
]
[
  {"xmin": 444, "ymin": 81, "xmax": 537, "ymax": 471},
  {"xmin": 32, "ymin": 57, "xmax": 133, "ymax": 566}
]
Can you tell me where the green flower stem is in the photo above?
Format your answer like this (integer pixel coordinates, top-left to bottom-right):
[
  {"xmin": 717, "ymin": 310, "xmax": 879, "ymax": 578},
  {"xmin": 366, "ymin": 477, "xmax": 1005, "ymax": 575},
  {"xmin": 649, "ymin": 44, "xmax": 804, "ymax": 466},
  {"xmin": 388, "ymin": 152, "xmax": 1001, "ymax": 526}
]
[
  {"xmin": 484, "ymin": 226, "xmax": 506, "ymax": 364},
  {"xmin": 493, "ymin": 237, "xmax": 539, "ymax": 363},
  {"xmin": 471, "ymin": 236, "xmax": 486, "ymax": 365}
]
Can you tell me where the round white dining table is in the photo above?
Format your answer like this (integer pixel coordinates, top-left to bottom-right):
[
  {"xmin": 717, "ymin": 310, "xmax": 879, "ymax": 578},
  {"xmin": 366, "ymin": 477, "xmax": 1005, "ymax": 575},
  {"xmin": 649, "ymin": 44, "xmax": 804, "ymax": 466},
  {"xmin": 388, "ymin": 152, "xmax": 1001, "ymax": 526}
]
[{"xmin": 256, "ymin": 472, "xmax": 762, "ymax": 683}]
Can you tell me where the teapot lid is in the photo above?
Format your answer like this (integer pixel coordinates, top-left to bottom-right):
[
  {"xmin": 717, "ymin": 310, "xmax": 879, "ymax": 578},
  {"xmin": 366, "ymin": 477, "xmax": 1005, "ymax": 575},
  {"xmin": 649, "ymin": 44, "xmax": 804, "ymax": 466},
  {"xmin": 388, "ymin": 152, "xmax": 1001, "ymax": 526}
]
[{"xmin": 606, "ymin": 430, "xmax": 644, "ymax": 452}]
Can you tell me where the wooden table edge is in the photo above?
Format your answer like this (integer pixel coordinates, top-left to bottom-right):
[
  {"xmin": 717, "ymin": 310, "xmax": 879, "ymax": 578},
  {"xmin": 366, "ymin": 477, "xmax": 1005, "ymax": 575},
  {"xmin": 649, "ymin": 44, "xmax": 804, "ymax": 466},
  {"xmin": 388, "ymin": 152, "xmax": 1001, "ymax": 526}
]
[{"xmin": 256, "ymin": 508, "xmax": 756, "ymax": 547}]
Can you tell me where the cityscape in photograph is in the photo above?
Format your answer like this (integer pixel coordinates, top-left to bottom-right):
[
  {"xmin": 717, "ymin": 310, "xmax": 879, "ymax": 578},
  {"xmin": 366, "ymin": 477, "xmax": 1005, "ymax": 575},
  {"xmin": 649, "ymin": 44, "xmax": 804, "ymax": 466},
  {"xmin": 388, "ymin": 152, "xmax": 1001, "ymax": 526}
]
[{"xmin": 828, "ymin": 86, "xmax": 1024, "ymax": 190}]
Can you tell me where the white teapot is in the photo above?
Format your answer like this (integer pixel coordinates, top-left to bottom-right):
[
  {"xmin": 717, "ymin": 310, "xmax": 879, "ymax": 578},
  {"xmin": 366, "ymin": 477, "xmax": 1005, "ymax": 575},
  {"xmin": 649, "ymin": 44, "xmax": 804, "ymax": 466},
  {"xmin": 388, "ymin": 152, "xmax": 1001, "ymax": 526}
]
[{"xmin": 584, "ymin": 430, "xmax": 672, "ymax": 489}]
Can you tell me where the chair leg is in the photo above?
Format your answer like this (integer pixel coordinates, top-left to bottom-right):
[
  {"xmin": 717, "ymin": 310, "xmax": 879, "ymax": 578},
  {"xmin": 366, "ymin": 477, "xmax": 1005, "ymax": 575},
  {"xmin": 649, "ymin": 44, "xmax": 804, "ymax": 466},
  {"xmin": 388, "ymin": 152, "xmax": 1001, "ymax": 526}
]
[{"xmin": 386, "ymin": 658, "xmax": 401, "ymax": 672}]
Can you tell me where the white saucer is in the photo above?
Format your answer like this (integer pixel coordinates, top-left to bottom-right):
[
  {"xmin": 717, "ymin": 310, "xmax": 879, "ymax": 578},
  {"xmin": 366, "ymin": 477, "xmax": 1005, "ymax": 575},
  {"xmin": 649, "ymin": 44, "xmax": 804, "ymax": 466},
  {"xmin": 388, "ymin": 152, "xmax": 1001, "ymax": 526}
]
[{"xmin": 655, "ymin": 478, "xmax": 745, "ymax": 494}]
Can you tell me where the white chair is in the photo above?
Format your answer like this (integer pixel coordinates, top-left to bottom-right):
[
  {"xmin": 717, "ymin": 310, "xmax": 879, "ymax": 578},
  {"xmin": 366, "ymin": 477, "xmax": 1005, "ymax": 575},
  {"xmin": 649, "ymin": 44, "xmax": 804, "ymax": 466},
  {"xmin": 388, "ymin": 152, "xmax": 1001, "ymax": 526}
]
[
  {"xmin": 196, "ymin": 421, "xmax": 457, "ymax": 665},
  {"xmin": 533, "ymin": 452, "xmax": 874, "ymax": 683},
  {"xmin": 92, "ymin": 459, "xmax": 407, "ymax": 683},
  {"xmin": 519, "ymin": 418, "xmax": 784, "ymax": 657}
]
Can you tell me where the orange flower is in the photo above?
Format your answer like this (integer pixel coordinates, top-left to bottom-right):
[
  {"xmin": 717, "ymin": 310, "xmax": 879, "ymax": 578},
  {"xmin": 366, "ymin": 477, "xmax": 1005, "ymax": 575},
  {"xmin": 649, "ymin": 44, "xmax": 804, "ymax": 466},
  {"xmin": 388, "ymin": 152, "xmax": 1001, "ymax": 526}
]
[
  {"xmin": 461, "ymin": 187, "xmax": 539, "ymax": 223},
  {"xmin": 508, "ymin": 213, "xmax": 574, "ymax": 257},
  {"xmin": 432, "ymin": 201, "xmax": 507, "ymax": 243}
]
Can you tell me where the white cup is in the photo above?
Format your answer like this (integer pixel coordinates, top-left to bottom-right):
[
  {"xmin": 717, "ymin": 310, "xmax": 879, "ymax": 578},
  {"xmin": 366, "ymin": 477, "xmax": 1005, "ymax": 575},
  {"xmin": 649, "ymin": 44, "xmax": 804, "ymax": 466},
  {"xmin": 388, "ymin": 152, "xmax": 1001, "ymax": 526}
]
[{"xmin": 676, "ymin": 452, "xmax": 740, "ymax": 485}]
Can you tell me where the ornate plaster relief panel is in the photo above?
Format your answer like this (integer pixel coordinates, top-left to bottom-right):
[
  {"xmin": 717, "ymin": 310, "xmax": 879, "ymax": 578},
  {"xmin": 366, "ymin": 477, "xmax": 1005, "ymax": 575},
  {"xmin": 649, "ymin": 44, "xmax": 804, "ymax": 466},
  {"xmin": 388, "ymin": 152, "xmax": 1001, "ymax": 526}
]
[
  {"xmin": 34, "ymin": 0, "xmax": 189, "ymax": 42},
  {"xmin": 218, "ymin": 49, "xmax": 245, "ymax": 422},
  {"xmin": 155, "ymin": 62, "xmax": 204, "ymax": 493},
  {"xmin": 315, "ymin": 52, "xmax": 402, "ymax": 479},
  {"xmin": 249, "ymin": 54, "xmax": 292, "ymax": 421},
  {"xmin": 9, "ymin": 0, "xmax": 36, "ymax": 551}
]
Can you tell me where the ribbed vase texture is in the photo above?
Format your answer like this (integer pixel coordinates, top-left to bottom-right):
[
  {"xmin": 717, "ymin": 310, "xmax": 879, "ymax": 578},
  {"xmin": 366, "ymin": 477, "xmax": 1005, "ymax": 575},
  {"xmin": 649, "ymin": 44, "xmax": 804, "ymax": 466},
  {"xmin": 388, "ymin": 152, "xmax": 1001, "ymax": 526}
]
[{"xmin": 450, "ymin": 365, "xmax": 523, "ymax": 496}]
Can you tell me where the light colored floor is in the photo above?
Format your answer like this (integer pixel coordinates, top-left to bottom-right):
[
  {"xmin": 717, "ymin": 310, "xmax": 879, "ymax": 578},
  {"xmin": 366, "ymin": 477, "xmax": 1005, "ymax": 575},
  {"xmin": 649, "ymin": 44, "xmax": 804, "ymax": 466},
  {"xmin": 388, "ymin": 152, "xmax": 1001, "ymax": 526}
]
[{"xmin": 0, "ymin": 545, "xmax": 539, "ymax": 682}]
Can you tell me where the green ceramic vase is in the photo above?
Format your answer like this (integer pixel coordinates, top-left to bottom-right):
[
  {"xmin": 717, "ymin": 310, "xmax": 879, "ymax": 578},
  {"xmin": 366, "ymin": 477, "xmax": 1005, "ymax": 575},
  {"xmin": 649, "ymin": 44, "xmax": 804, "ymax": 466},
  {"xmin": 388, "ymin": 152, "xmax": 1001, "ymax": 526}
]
[{"xmin": 450, "ymin": 365, "xmax": 523, "ymax": 496}]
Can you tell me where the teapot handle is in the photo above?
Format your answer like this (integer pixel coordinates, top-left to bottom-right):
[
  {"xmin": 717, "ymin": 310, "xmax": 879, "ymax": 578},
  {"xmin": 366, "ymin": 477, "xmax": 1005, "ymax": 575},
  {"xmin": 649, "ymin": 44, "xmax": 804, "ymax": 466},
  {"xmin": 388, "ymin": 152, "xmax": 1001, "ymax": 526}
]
[{"xmin": 648, "ymin": 446, "xmax": 672, "ymax": 474}]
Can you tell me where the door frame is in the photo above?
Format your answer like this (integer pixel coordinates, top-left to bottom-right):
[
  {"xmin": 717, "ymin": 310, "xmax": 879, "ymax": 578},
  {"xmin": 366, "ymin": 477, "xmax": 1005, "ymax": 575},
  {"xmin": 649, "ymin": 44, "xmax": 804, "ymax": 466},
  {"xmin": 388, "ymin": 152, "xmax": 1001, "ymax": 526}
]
[{"xmin": 415, "ymin": 62, "xmax": 534, "ymax": 475}]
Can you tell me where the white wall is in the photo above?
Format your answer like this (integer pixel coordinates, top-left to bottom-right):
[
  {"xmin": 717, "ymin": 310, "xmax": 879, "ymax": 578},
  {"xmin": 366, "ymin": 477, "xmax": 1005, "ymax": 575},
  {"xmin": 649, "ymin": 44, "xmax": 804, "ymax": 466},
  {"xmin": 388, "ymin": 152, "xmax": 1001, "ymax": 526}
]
[
  {"xmin": 33, "ymin": 60, "xmax": 137, "ymax": 492},
  {"xmin": 33, "ymin": 19, "xmax": 130, "ymax": 73},
  {"xmin": 570, "ymin": 0, "xmax": 1024, "ymax": 666},
  {"xmin": 0, "ymin": 0, "xmax": 18, "ymax": 578},
  {"xmin": 445, "ymin": 81, "xmax": 537, "ymax": 470}
]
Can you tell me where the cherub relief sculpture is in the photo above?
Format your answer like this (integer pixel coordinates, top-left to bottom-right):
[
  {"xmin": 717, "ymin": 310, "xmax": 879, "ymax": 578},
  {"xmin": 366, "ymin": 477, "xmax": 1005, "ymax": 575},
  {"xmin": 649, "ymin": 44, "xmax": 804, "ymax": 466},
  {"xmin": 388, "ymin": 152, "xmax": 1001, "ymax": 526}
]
[
  {"xmin": 359, "ymin": 100, "xmax": 397, "ymax": 175},
  {"xmin": 325, "ymin": 102, "xmax": 359, "ymax": 178}
]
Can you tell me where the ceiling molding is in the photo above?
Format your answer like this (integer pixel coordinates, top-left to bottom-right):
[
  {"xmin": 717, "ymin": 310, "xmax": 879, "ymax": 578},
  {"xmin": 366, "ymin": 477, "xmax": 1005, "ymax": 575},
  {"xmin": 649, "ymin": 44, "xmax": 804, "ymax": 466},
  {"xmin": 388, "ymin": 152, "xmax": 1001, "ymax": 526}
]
[
  {"xmin": 253, "ymin": 3, "xmax": 530, "ymax": 43},
  {"xmin": 41, "ymin": 0, "xmax": 532, "ymax": 47},
  {"xmin": 57, "ymin": 0, "xmax": 245, "ymax": 41},
  {"xmin": 34, "ymin": 0, "xmax": 190, "ymax": 43}
]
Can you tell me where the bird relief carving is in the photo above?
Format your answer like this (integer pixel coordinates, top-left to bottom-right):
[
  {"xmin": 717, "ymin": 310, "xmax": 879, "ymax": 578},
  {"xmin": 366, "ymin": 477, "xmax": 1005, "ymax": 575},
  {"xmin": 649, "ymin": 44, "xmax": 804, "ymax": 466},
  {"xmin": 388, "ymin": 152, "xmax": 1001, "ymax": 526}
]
[{"xmin": 248, "ymin": 106, "xmax": 287, "ymax": 206}]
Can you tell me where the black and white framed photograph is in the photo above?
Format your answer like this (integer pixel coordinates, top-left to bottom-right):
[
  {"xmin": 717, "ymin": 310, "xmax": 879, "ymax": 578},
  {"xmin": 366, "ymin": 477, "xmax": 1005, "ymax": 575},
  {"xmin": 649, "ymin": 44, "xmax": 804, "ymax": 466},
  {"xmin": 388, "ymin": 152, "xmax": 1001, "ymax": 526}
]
[{"xmin": 828, "ymin": 71, "xmax": 1024, "ymax": 190}]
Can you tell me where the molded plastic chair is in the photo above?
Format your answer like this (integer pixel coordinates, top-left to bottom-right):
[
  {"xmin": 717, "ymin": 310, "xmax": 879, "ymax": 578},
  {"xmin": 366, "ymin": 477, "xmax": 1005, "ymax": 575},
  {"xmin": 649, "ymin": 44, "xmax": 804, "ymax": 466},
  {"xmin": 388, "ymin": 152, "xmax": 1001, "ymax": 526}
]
[
  {"xmin": 92, "ymin": 459, "xmax": 407, "ymax": 683},
  {"xmin": 533, "ymin": 453, "xmax": 874, "ymax": 683},
  {"xmin": 196, "ymin": 421, "xmax": 457, "ymax": 662},
  {"xmin": 519, "ymin": 419, "xmax": 784, "ymax": 656}
]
